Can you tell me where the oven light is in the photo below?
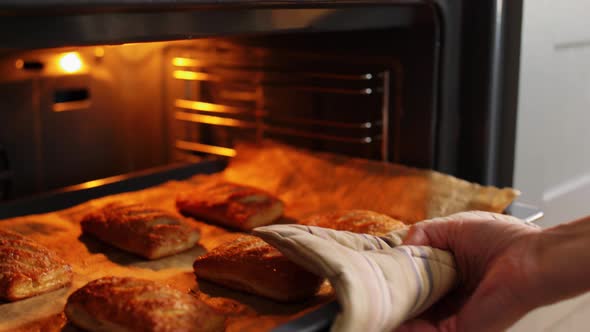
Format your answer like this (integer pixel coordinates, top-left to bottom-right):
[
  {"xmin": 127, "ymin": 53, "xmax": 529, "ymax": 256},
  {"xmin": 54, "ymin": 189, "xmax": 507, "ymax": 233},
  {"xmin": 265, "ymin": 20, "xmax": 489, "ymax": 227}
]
[
  {"xmin": 76, "ymin": 179, "xmax": 108, "ymax": 190},
  {"xmin": 172, "ymin": 57, "xmax": 201, "ymax": 67},
  {"xmin": 59, "ymin": 52, "xmax": 83, "ymax": 74},
  {"xmin": 173, "ymin": 70, "xmax": 210, "ymax": 81}
]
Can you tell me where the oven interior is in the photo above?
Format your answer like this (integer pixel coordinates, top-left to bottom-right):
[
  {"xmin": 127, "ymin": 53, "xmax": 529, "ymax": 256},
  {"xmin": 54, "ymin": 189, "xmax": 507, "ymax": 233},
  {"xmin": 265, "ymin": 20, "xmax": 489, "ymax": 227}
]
[{"xmin": 0, "ymin": 5, "xmax": 441, "ymax": 202}]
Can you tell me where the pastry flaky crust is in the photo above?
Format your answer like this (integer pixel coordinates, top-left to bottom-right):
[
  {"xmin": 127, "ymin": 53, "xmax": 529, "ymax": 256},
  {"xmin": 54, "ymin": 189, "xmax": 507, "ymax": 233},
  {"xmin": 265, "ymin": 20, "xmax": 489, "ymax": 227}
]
[
  {"xmin": 176, "ymin": 181, "xmax": 284, "ymax": 231},
  {"xmin": 65, "ymin": 276, "xmax": 225, "ymax": 332},
  {"xmin": 0, "ymin": 229, "xmax": 72, "ymax": 301},
  {"xmin": 193, "ymin": 235, "xmax": 323, "ymax": 302},
  {"xmin": 81, "ymin": 202, "xmax": 201, "ymax": 259},
  {"xmin": 300, "ymin": 210, "xmax": 407, "ymax": 236}
]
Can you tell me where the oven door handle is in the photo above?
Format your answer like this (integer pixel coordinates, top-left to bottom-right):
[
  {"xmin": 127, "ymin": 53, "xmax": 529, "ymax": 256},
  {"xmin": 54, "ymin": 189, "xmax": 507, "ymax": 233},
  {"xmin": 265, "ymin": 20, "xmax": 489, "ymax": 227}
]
[{"xmin": 505, "ymin": 201, "xmax": 544, "ymax": 223}]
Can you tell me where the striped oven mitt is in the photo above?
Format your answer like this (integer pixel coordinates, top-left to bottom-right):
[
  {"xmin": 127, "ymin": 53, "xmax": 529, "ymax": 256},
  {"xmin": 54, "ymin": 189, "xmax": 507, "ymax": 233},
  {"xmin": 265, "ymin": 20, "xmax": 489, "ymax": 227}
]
[{"xmin": 253, "ymin": 224, "xmax": 457, "ymax": 332}]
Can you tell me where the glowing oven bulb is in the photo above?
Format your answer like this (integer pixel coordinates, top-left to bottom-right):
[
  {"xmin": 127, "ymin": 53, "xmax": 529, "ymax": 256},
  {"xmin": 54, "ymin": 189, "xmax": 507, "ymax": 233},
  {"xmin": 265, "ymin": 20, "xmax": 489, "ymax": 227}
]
[{"xmin": 59, "ymin": 52, "xmax": 83, "ymax": 73}]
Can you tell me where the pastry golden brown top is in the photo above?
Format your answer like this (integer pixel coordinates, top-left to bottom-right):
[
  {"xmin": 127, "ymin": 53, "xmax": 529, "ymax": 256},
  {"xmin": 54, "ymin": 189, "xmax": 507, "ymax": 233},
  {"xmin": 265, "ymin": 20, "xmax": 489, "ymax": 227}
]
[
  {"xmin": 66, "ymin": 276, "xmax": 225, "ymax": 332},
  {"xmin": 193, "ymin": 234, "xmax": 323, "ymax": 302},
  {"xmin": 196, "ymin": 234, "xmax": 285, "ymax": 263},
  {"xmin": 0, "ymin": 229, "xmax": 72, "ymax": 301},
  {"xmin": 81, "ymin": 202, "xmax": 199, "ymax": 253},
  {"xmin": 176, "ymin": 181, "xmax": 283, "ymax": 227},
  {"xmin": 300, "ymin": 210, "xmax": 407, "ymax": 236}
]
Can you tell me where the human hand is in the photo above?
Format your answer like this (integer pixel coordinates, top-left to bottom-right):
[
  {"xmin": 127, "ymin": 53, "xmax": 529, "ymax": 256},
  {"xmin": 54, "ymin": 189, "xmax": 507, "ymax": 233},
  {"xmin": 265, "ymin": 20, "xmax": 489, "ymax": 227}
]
[
  {"xmin": 395, "ymin": 211, "xmax": 542, "ymax": 332},
  {"xmin": 254, "ymin": 223, "xmax": 457, "ymax": 332}
]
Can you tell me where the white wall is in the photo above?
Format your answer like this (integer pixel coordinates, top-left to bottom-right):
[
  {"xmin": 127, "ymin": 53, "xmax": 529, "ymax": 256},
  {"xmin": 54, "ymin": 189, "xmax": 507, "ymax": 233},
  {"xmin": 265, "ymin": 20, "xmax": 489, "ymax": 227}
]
[
  {"xmin": 514, "ymin": 0, "xmax": 590, "ymax": 228},
  {"xmin": 511, "ymin": 1, "xmax": 590, "ymax": 330}
]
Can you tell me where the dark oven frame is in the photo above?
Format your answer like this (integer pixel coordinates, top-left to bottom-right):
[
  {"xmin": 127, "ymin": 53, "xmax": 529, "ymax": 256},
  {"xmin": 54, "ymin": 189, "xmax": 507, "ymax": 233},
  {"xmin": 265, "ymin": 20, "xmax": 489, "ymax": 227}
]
[{"xmin": 0, "ymin": 0, "xmax": 523, "ymax": 188}]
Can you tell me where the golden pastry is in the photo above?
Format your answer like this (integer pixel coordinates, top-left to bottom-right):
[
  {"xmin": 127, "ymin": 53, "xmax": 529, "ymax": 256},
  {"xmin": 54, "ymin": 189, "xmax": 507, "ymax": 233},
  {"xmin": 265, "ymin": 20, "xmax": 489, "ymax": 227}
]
[
  {"xmin": 193, "ymin": 234, "xmax": 322, "ymax": 302},
  {"xmin": 81, "ymin": 202, "xmax": 200, "ymax": 259},
  {"xmin": 0, "ymin": 229, "xmax": 72, "ymax": 301},
  {"xmin": 300, "ymin": 209, "xmax": 407, "ymax": 236},
  {"xmin": 176, "ymin": 181, "xmax": 284, "ymax": 231},
  {"xmin": 65, "ymin": 276, "xmax": 225, "ymax": 332}
]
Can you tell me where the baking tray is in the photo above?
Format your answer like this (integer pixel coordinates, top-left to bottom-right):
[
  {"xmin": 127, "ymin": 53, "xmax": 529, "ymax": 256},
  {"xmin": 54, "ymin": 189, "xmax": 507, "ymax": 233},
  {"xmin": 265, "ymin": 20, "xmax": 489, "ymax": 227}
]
[
  {"xmin": 0, "ymin": 159, "xmax": 336, "ymax": 331},
  {"xmin": 0, "ymin": 142, "xmax": 524, "ymax": 331},
  {"xmin": 0, "ymin": 159, "xmax": 227, "ymax": 219}
]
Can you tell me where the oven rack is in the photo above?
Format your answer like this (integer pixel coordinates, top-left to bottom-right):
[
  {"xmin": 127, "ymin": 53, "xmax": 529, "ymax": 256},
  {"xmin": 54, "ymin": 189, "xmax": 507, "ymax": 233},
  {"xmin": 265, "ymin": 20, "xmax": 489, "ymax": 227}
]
[
  {"xmin": 170, "ymin": 58, "xmax": 391, "ymax": 161},
  {"xmin": 174, "ymin": 109, "xmax": 382, "ymax": 143}
]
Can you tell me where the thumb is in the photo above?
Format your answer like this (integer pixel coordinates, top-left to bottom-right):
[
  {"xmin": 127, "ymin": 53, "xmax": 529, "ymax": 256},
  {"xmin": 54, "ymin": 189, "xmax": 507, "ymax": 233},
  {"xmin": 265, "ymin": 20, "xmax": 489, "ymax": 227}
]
[
  {"xmin": 403, "ymin": 220, "xmax": 456, "ymax": 250},
  {"xmin": 394, "ymin": 316, "xmax": 457, "ymax": 332},
  {"xmin": 403, "ymin": 210, "xmax": 522, "ymax": 248},
  {"xmin": 394, "ymin": 319, "xmax": 442, "ymax": 332}
]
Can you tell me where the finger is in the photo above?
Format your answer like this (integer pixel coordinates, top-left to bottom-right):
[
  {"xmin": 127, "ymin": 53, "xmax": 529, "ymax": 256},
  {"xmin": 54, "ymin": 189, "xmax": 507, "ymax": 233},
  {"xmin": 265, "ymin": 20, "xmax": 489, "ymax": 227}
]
[
  {"xmin": 454, "ymin": 282, "xmax": 530, "ymax": 332},
  {"xmin": 401, "ymin": 211, "xmax": 491, "ymax": 247},
  {"xmin": 414, "ymin": 287, "xmax": 470, "ymax": 322},
  {"xmin": 419, "ymin": 211, "xmax": 522, "ymax": 226},
  {"xmin": 394, "ymin": 318, "xmax": 451, "ymax": 332},
  {"xmin": 403, "ymin": 225, "xmax": 431, "ymax": 246},
  {"xmin": 403, "ymin": 210, "xmax": 531, "ymax": 248},
  {"xmin": 402, "ymin": 221, "xmax": 456, "ymax": 249}
]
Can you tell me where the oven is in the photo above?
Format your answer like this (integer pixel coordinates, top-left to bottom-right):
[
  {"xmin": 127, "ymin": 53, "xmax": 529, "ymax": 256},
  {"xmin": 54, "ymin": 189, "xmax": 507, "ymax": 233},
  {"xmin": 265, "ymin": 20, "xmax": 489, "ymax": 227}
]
[
  {"xmin": 0, "ymin": 0, "xmax": 528, "ymax": 197},
  {"xmin": 0, "ymin": 1, "xmax": 540, "ymax": 330}
]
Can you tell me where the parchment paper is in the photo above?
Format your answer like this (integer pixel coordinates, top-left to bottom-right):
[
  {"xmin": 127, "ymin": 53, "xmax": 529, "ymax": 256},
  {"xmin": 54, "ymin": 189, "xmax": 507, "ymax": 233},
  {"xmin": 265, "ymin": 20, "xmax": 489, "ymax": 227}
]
[
  {"xmin": 0, "ymin": 142, "xmax": 518, "ymax": 331},
  {"xmin": 220, "ymin": 141, "xmax": 519, "ymax": 223}
]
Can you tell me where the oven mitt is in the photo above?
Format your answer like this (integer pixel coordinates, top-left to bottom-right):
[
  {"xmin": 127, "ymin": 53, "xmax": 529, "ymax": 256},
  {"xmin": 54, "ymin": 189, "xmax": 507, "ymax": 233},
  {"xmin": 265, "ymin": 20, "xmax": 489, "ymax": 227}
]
[{"xmin": 252, "ymin": 224, "xmax": 457, "ymax": 332}]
